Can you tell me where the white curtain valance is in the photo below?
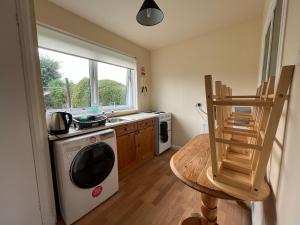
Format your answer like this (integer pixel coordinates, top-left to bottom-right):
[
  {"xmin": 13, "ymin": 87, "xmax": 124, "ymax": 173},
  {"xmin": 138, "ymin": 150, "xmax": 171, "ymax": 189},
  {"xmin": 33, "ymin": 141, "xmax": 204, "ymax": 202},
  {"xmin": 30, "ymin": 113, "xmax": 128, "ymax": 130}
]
[{"xmin": 37, "ymin": 25, "xmax": 136, "ymax": 70}]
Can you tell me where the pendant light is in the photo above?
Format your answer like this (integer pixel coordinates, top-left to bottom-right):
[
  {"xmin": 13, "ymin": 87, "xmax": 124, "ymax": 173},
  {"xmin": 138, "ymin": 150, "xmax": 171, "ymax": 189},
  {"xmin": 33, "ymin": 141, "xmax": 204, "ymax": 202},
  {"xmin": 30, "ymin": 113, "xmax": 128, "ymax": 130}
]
[{"xmin": 136, "ymin": 0, "xmax": 164, "ymax": 26}]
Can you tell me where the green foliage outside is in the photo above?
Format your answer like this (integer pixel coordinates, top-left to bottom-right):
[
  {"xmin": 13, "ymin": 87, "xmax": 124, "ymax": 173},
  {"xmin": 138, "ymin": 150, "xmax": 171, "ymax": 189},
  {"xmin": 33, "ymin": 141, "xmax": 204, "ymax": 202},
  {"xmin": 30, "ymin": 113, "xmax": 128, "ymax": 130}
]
[
  {"xmin": 71, "ymin": 78, "xmax": 91, "ymax": 108},
  {"xmin": 39, "ymin": 54, "xmax": 127, "ymax": 109},
  {"xmin": 47, "ymin": 79, "xmax": 66, "ymax": 108},
  {"xmin": 69, "ymin": 78, "xmax": 126, "ymax": 108},
  {"xmin": 40, "ymin": 56, "xmax": 61, "ymax": 87},
  {"xmin": 40, "ymin": 55, "xmax": 66, "ymax": 108},
  {"xmin": 98, "ymin": 79, "xmax": 126, "ymax": 106}
]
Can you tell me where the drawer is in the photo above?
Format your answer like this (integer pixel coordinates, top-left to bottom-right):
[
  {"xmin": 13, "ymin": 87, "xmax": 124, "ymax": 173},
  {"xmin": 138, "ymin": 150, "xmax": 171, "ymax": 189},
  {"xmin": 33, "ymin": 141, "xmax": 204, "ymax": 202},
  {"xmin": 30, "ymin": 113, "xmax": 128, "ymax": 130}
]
[
  {"xmin": 115, "ymin": 122, "xmax": 137, "ymax": 136},
  {"xmin": 138, "ymin": 118, "xmax": 154, "ymax": 130}
]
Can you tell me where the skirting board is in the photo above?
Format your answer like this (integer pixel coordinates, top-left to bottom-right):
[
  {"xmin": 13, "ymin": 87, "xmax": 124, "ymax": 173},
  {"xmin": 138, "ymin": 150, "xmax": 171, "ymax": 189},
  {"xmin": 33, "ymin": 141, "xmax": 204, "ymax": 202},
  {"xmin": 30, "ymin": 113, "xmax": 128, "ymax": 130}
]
[{"xmin": 251, "ymin": 202, "xmax": 264, "ymax": 225}]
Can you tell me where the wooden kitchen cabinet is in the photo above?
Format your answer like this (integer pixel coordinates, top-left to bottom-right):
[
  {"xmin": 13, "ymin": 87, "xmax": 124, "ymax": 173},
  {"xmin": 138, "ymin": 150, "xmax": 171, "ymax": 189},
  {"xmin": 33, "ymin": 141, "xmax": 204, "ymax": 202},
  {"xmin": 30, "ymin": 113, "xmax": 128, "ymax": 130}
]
[
  {"xmin": 136, "ymin": 125, "xmax": 155, "ymax": 160},
  {"xmin": 115, "ymin": 118, "xmax": 155, "ymax": 176},
  {"xmin": 115, "ymin": 122, "xmax": 137, "ymax": 137},
  {"xmin": 116, "ymin": 132, "xmax": 136, "ymax": 171}
]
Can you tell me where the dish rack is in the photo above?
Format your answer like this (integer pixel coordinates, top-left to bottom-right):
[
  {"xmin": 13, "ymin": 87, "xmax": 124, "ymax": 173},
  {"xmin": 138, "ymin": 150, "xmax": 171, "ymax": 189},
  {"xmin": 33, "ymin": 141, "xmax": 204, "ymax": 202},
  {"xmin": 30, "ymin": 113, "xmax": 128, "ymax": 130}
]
[{"xmin": 73, "ymin": 115, "xmax": 107, "ymax": 130}]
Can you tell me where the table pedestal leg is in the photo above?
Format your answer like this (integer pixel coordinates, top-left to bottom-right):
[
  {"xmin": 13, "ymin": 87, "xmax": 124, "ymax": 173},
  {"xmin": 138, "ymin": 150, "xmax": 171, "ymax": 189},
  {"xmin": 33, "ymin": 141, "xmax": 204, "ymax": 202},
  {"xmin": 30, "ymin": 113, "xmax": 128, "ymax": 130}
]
[
  {"xmin": 201, "ymin": 193, "xmax": 218, "ymax": 225},
  {"xmin": 180, "ymin": 193, "xmax": 218, "ymax": 225}
]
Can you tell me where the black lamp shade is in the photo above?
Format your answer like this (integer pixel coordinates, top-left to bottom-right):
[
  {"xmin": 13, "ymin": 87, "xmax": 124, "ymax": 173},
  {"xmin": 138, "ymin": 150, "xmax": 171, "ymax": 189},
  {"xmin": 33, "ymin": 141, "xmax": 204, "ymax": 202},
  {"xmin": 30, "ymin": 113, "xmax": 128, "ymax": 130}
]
[{"xmin": 136, "ymin": 0, "xmax": 164, "ymax": 26}]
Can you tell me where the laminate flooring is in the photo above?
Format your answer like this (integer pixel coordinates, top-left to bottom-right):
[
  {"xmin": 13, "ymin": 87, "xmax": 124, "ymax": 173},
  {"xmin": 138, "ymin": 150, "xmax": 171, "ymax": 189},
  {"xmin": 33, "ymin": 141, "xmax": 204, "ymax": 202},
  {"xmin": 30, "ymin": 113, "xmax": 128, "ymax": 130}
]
[{"xmin": 57, "ymin": 150, "xmax": 251, "ymax": 225}]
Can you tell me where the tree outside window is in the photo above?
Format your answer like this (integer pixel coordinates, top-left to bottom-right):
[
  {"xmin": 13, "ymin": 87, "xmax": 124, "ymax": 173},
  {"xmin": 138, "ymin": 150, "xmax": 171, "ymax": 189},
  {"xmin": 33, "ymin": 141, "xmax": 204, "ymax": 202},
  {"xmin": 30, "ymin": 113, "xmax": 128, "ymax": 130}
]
[{"xmin": 39, "ymin": 48, "xmax": 133, "ymax": 112}]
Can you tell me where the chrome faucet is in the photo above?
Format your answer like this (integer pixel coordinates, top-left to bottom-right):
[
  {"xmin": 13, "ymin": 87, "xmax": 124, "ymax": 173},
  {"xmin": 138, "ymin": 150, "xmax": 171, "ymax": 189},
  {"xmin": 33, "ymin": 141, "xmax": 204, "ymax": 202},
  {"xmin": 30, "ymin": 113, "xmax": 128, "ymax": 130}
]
[
  {"xmin": 102, "ymin": 110, "xmax": 115, "ymax": 118},
  {"xmin": 110, "ymin": 110, "xmax": 115, "ymax": 118}
]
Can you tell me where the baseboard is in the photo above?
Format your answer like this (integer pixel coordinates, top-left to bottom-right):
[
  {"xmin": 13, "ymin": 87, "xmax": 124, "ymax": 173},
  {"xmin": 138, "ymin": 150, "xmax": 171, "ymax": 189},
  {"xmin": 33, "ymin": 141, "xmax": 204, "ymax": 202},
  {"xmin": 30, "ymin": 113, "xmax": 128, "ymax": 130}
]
[
  {"xmin": 171, "ymin": 145, "xmax": 182, "ymax": 150},
  {"xmin": 251, "ymin": 201, "xmax": 265, "ymax": 225}
]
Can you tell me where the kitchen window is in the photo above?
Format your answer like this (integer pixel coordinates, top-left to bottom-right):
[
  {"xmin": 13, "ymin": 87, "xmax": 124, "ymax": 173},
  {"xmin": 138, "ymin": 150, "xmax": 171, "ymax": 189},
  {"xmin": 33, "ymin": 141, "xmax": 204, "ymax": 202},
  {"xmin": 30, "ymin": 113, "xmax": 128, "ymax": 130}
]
[
  {"xmin": 97, "ymin": 62, "xmax": 135, "ymax": 111},
  {"xmin": 37, "ymin": 25, "xmax": 137, "ymax": 114}
]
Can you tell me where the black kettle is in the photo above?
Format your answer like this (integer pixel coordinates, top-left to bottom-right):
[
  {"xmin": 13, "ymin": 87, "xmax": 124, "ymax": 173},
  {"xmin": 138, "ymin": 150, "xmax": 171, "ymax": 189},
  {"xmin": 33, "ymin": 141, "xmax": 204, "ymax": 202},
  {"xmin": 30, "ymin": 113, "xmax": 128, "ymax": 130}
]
[{"xmin": 47, "ymin": 112, "xmax": 72, "ymax": 135}]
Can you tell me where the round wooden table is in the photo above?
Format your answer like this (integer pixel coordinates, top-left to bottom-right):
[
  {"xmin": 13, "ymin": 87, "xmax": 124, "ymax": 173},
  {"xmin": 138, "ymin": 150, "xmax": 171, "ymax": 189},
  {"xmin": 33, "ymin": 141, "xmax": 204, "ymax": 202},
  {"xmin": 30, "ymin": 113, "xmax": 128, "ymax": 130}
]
[{"xmin": 170, "ymin": 134, "xmax": 240, "ymax": 225}]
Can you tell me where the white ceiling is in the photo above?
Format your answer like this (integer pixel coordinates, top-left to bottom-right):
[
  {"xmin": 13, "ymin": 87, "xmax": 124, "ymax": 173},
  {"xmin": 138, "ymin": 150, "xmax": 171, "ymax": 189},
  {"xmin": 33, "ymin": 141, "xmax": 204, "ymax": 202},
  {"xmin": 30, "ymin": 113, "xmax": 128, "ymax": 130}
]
[{"xmin": 49, "ymin": 0, "xmax": 265, "ymax": 50}]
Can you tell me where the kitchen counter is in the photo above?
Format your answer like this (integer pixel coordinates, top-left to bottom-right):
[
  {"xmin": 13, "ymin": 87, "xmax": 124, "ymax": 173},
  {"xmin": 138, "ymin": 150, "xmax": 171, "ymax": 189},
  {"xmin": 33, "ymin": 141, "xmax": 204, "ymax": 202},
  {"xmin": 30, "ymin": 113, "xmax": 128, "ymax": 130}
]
[{"xmin": 48, "ymin": 113, "xmax": 158, "ymax": 141}]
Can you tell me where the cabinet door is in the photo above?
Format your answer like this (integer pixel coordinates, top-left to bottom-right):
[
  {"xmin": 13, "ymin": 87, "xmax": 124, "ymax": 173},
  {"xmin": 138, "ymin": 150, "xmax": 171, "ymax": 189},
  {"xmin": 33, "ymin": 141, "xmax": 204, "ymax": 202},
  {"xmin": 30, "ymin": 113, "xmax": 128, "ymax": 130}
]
[
  {"xmin": 117, "ymin": 132, "xmax": 136, "ymax": 171},
  {"xmin": 136, "ymin": 126, "xmax": 155, "ymax": 160}
]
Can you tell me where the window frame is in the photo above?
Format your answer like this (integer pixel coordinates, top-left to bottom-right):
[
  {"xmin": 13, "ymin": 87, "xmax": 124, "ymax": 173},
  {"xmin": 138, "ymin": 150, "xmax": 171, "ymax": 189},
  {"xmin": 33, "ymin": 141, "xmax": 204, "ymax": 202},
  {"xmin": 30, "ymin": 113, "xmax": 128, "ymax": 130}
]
[
  {"xmin": 39, "ymin": 47, "xmax": 137, "ymax": 115},
  {"xmin": 258, "ymin": 0, "xmax": 288, "ymax": 84}
]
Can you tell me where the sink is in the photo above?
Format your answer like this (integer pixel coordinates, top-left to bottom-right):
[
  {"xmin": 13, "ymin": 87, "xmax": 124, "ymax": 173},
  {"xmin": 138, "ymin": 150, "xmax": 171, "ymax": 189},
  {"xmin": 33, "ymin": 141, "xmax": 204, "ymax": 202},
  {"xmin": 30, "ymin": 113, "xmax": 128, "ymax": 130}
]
[{"xmin": 107, "ymin": 117, "xmax": 129, "ymax": 123}]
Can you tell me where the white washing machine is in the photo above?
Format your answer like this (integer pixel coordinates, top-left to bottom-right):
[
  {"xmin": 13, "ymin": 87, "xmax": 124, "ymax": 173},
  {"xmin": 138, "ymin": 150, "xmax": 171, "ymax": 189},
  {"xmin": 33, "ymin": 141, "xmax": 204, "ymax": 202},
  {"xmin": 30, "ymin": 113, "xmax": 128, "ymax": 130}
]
[{"xmin": 53, "ymin": 129, "xmax": 119, "ymax": 225}]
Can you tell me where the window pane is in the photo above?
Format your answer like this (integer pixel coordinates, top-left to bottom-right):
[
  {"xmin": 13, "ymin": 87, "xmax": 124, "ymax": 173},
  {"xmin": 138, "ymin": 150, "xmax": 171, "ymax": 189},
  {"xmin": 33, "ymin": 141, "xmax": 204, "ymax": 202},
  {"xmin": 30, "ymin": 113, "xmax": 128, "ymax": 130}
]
[
  {"xmin": 97, "ymin": 62, "xmax": 128, "ymax": 108},
  {"xmin": 39, "ymin": 48, "xmax": 91, "ymax": 109},
  {"xmin": 261, "ymin": 25, "xmax": 271, "ymax": 83},
  {"xmin": 268, "ymin": 0, "xmax": 283, "ymax": 78}
]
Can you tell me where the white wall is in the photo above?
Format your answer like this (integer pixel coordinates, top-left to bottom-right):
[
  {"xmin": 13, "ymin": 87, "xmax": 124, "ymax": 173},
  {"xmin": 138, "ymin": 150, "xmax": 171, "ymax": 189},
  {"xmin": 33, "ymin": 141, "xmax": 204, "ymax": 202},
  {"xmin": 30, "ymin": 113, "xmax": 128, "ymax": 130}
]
[
  {"xmin": 0, "ymin": 1, "xmax": 42, "ymax": 225},
  {"xmin": 151, "ymin": 18, "xmax": 262, "ymax": 146},
  {"xmin": 252, "ymin": 0, "xmax": 300, "ymax": 225}
]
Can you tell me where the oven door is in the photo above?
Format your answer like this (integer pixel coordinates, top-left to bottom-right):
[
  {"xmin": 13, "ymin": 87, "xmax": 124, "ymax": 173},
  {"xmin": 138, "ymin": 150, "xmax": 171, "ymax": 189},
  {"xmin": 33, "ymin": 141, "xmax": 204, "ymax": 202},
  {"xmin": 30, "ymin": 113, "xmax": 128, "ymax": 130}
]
[{"xmin": 159, "ymin": 119, "xmax": 171, "ymax": 154}]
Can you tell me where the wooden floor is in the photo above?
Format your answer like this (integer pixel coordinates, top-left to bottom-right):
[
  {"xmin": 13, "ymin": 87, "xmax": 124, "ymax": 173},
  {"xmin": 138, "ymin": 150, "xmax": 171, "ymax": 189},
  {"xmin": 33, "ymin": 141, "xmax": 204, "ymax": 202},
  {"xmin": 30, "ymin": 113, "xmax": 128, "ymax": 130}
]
[{"xmin": 58, "ymin": 150, "xmax": 251, "ymax": 225}]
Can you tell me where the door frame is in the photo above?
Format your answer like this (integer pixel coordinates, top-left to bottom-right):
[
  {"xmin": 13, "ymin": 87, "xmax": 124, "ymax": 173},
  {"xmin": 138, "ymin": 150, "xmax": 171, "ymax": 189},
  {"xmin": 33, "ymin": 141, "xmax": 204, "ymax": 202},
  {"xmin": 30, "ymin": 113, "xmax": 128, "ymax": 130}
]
[{"xmin": 15, "ymin": 0, "xmax": 56, "ymax": 225}]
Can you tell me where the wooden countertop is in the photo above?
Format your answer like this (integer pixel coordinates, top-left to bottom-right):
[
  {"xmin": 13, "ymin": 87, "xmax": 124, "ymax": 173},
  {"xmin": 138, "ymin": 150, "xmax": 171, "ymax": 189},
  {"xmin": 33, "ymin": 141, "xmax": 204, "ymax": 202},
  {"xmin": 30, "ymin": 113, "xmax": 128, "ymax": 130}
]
[
  {"xmin": 170, "ymin": 134, "xmax": 236, "ymax": 200},
  {"xmin": 49, "ymin": 113, "xmax": 159, "ymax": 141}
]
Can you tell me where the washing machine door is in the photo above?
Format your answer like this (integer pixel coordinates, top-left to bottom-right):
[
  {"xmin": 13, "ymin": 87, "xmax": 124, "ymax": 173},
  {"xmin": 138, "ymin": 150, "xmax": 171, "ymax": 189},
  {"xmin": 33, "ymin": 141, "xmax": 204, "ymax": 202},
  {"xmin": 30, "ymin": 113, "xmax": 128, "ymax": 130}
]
[{"xmin": 70, "ymin": 142, "xmax": 115, "ymax": 189}]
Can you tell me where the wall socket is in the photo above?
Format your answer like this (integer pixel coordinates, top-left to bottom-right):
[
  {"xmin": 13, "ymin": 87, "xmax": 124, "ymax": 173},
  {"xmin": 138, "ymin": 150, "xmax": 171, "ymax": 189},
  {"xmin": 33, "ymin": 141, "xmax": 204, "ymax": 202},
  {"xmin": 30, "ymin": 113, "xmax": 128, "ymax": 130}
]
[{"xmin": 194, "ymin": 102, "xmax": 202, "ymax": 108}]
